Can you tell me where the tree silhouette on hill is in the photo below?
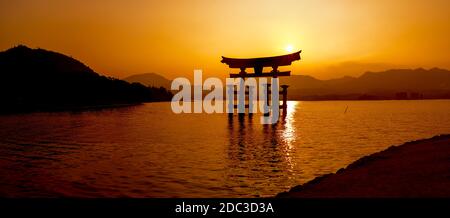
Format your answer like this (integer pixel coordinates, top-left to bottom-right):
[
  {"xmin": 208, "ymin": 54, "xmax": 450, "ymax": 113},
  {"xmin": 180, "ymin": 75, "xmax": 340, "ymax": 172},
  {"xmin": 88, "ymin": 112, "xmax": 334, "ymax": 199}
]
[{"xmin": 0, "ymin": 45, "xmax": 172, "ymax": 113}]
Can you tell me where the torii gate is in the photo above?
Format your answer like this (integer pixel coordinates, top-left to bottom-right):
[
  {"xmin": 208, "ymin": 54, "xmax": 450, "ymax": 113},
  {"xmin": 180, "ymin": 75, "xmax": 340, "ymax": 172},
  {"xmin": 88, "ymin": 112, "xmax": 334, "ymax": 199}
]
[{"xmin": 221, "ymin": 50, "xmax": 301, "ymax": 115}]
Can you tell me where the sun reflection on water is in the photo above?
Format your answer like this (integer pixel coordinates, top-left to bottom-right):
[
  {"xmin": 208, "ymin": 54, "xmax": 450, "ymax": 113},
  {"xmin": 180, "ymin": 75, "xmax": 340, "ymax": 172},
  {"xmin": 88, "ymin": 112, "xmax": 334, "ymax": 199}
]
[
  {"xmin": 279, "ymin": 101, "xmax": 299, "ymax": 174},
  {"xmin": 281, "ymin": 101, "xmax": 298, "ymax": 146}
]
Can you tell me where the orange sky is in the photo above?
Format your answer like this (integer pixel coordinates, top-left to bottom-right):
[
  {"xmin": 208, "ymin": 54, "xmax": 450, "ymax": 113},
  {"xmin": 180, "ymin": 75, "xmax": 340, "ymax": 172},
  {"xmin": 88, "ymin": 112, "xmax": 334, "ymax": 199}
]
[{"xmin": 1, "ymin": 0, "xmax": 450, "ymax": 80}]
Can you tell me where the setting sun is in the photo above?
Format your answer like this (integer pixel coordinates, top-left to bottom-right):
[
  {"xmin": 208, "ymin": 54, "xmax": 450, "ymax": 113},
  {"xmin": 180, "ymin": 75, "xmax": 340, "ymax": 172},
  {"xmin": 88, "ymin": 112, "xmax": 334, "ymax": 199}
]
[{"xmin": 285, "ymin": 45, "xmax": 294, "ymax": 53}]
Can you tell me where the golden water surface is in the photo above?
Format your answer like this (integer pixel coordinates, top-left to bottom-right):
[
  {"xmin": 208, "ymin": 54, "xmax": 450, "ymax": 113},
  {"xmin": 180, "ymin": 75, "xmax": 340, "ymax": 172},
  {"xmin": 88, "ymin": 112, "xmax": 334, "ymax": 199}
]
[{"xmin": 0, "ymin": 100, "xmax": 449, "ymax": 197}]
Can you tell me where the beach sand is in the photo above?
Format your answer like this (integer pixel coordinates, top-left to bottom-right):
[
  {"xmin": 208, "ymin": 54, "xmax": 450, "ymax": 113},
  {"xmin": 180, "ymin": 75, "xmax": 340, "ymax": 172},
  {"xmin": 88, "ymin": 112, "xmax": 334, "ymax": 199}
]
[{"xmin": 277, "ymin": 134, "xmax": 450, "ymax": 198}]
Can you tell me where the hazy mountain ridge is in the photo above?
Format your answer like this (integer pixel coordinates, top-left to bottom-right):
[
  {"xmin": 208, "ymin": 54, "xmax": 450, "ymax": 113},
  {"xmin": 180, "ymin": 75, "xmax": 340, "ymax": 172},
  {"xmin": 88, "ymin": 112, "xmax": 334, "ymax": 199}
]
[
  {"xmin": 126, "ymin": 68, "xmax": 450, "ymax": 100},
  {"xmin": 282, "ymin": 68, "xmax": 450, "ymax": 100}
]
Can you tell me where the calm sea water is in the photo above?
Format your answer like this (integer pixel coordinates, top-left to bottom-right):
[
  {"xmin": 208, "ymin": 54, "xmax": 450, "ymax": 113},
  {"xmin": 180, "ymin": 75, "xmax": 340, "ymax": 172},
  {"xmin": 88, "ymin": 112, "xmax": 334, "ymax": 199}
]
[{"xmin": 0, "ymin": 100, "xmax": 449, "ymax": 197}]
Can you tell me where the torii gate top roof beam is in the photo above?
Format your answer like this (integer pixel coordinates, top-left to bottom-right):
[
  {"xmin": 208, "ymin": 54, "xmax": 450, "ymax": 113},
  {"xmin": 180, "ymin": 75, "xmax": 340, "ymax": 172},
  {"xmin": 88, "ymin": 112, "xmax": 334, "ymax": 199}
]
[{"xmin": 221, "ymin": 50, "xmax": 301, "ymax": 69}]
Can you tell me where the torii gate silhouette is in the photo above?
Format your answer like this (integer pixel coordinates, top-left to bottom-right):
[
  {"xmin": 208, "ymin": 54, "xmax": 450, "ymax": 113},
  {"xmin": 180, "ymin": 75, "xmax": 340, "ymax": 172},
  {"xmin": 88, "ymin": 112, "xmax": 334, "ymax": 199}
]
[{"xmin": 221, "ymin": 50, "xmax": 301, "ymax": 117}]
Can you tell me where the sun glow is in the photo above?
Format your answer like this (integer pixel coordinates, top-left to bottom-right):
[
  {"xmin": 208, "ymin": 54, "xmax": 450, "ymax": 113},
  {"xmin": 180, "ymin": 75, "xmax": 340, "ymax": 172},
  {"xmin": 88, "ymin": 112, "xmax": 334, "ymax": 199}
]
[{"xmin": 285, "ymin": 45, "xmax": 294, "ymax": 53}]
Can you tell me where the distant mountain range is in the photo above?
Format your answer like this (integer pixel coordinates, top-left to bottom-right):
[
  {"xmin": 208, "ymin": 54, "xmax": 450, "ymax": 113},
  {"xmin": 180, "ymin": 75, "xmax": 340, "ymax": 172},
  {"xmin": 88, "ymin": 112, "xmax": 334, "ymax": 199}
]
[
  {"xmin": 126, "ymin": 68, "xmax": 450, "ymax": 100},
  {"xmin": 280, "ymin": 68, "xmax": 450, "ymax": 100},
  {"xmin": 0, "ymin": 45, "xmax": 172, "ymax": 113}
]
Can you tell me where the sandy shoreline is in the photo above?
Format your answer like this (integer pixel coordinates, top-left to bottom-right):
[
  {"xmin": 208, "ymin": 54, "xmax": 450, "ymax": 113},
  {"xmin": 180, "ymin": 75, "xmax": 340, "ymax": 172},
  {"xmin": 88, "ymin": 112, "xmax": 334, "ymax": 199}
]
[{"xmin": 277, "ymin": 134, "xmax": 450, "ymax": 198}]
